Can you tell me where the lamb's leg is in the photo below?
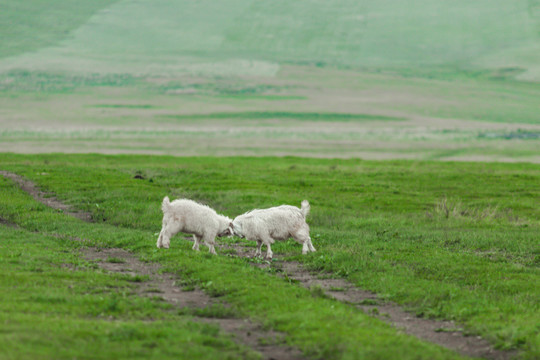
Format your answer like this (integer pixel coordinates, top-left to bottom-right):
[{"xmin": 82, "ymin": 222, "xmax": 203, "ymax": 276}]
[
  {"xmin": 257, "ymin": 235, "xmax": 275, "ymax": 259},
  {"xmin": 265, "ymin": 243, "xmax": 273, "ymax": 259},
  {"xmin": 254, "ymin": 240, "xmax": 263, "ymax": 257},
  {"xmin": 202, "ymin": 234, "xmax": 217, "ymax": 255},
  {"xmin": 299, "ymin": 235, "xmax": 316, "ymax": 253},
  {"xmin": 156, "ymin": 230, "xmax": 164, "ymax": 248},
  {"xmin": 158, "ymin": 224, "xmax": 178, "ymax": 249},
  {"xmin": 192, "ymin": 235, "xmax": 200, "ymax": 251},
  {"xmin": 157, "ymin": 216, "xmax": 182, "ymax": 249},
  {"xmin": 161, "ymin": 234, "xmax": 171, "ymax": 249},
  {"xmin": 308, "ymin": 238, "xmax": 316, "ymax": 252},
  {"xmin": 157, "ymin": 229, "xmax": 171, "ymax": 249},
  {"xmin": 292, "ymin": 227, "xmax": 315, "ymax": 254}
]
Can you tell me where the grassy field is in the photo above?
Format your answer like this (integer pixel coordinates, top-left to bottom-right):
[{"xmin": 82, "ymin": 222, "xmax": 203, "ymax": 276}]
[
  {"xmin": 1, "ymin": 2, "xmax": 539, "ymax": 358},
  {"xmin": 0, "ymin": 153, "xmax": 539, "ymax": 359},
  {"xmin": 0, "ymin": 226, "xmax": 260, "ymax": 360}
]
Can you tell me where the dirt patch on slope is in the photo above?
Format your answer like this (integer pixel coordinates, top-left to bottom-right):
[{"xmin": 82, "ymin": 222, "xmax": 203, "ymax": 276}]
[
  {"xmin": 0, "ymin": 171, "xmax": 92, "ymax": 221},
  {"xmin": 0, "ymin": 216, "xmax": 18, "ymax": 228},
  {"xmin": 83, "ymin": 247, "xmax": 211, "ymax": 308},
  {"xmin": 223, "ymin": 241, "xmax": 517, "ymax": 360},
  {"xmin": 84, "ymin": 247, "xmax": 304, "ymax": 360}
]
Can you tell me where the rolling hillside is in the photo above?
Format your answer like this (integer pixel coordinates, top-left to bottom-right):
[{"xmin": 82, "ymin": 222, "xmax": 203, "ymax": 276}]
[
  {"xmin": 0, "ymin": 0, "xmax": 538, "ymax": 160},
  {"xmin": 1, "ymin": 0, "xmax": 540, "ymax": 79}
]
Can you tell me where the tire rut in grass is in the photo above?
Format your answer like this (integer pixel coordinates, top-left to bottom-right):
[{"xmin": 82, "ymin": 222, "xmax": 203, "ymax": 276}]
[
  {"xmin": 0, "ymin": 171, "xmax": 305, "ymax": 360},
  {"xmin": 0, "ymin": 170, "xmax": 92, "ymax": 222},
  {"xmin": 84, "ymin": 247, "xmax": 304, "ymax": 360},
  {"xmin": 223, "ymin": 242, "xmax": 517, "ymax": 360},
  {"xmin": 0, "ymin": 216, "xmax": 18, "ymax": 228}
]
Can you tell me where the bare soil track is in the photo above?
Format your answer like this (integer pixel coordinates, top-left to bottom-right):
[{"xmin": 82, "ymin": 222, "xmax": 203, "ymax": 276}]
[
  {"xmin": 0, "ymin": 170, "xmax": 92, "ymax": 221},
  {"xmin": 1, "ymin": 170, "xmax": 518, "ymax": 360},
  {"xmin": 278, "ymin": 262, "xmax": 513, "ymax": 360},
  {"xmin": 223, "ymin": 243, "xmax": 516, "ymax": 360},
  {"xmin": 84, "ymin": 247, "xmax": 304, "ymax": 360}
]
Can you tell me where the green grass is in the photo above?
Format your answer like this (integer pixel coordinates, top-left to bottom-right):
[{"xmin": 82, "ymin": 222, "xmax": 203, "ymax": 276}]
[
  {"xmin": 0, "ymin": 0, "xmax": 539, "ymax": 353},
  {"xmin": 0, "ymin": 155, "xmax": 473, "ymax": 360},
  {"xmin": 1, "ymin": 153, "xmax": 539, "ymax": 359},
  {"xmin": 0, "ymin": 226, "xmax": 259, "ymax": 360}
]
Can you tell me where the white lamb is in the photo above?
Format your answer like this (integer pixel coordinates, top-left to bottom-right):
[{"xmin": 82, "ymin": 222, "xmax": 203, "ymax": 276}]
[
  {"xmin": 156, "ymin": 197, "xmax": 232, "ymax": 254},
  {"xmin": 231, "ymin": 200, "xmax": 316, "ymax": 259}
]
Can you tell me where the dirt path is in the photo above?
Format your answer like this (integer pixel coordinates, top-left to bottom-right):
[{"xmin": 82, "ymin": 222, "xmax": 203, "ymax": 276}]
[
  {"xmin": 0, "ymin": 171, "xmax": 304, "ymax": 360},
  {"xmin": 0, "ymin": 216, "xmax": 18, "ymax": 228},
  {"xmin": 222, "ymin": 242, "xmax": 516, "ymax": 360},
  {"xmin": 1, "ymin": 170, "xmax": 517, "ymax": 359},
  {"xmin": 279, "ymin": 261, "xmax": 513, "ymax": 360},
  {"xmin": 0, "ymin": 170, "xmax": 92, "ymax": 221},
  {"xmin": 84, "ymin": 247, "xmax": 304, "ymax": 360}
]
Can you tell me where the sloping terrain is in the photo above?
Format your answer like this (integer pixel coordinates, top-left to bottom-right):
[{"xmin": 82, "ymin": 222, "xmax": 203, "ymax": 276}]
[
  {"xmin": 1, "ymin": 0, "xmax": 538, "ymax": 160},
  {"xmin": 2, "ymin": 0, "xmax": 540, "ymax": 78}
]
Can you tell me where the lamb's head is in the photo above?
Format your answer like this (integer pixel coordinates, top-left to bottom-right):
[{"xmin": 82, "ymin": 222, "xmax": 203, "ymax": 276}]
[
  {"xmin": 230, "ymin": 219, "xmax": 244, "ymax": 238},
  {"xmin": 218, "ymin": 224, "xmax": 233, "ymax": 237},
  {"xmin": 217, "ymin": 216, "xmax": 234, "ymax": 237}
]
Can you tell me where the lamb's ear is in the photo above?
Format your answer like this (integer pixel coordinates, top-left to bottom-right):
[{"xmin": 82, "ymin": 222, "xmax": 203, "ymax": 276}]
[{"xmin": 228, "ymin": 222, "xmax": 234, "ymax": 237}]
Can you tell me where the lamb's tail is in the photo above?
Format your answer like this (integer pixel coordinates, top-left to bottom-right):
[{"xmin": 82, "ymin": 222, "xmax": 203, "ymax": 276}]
[
  {"xmin": 161, "ymin": 196, "xmax": 171, "ymax": 213},
  {"xmin": 300, "ymin": 200, "xmax": 310, "ymax": 218}
]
